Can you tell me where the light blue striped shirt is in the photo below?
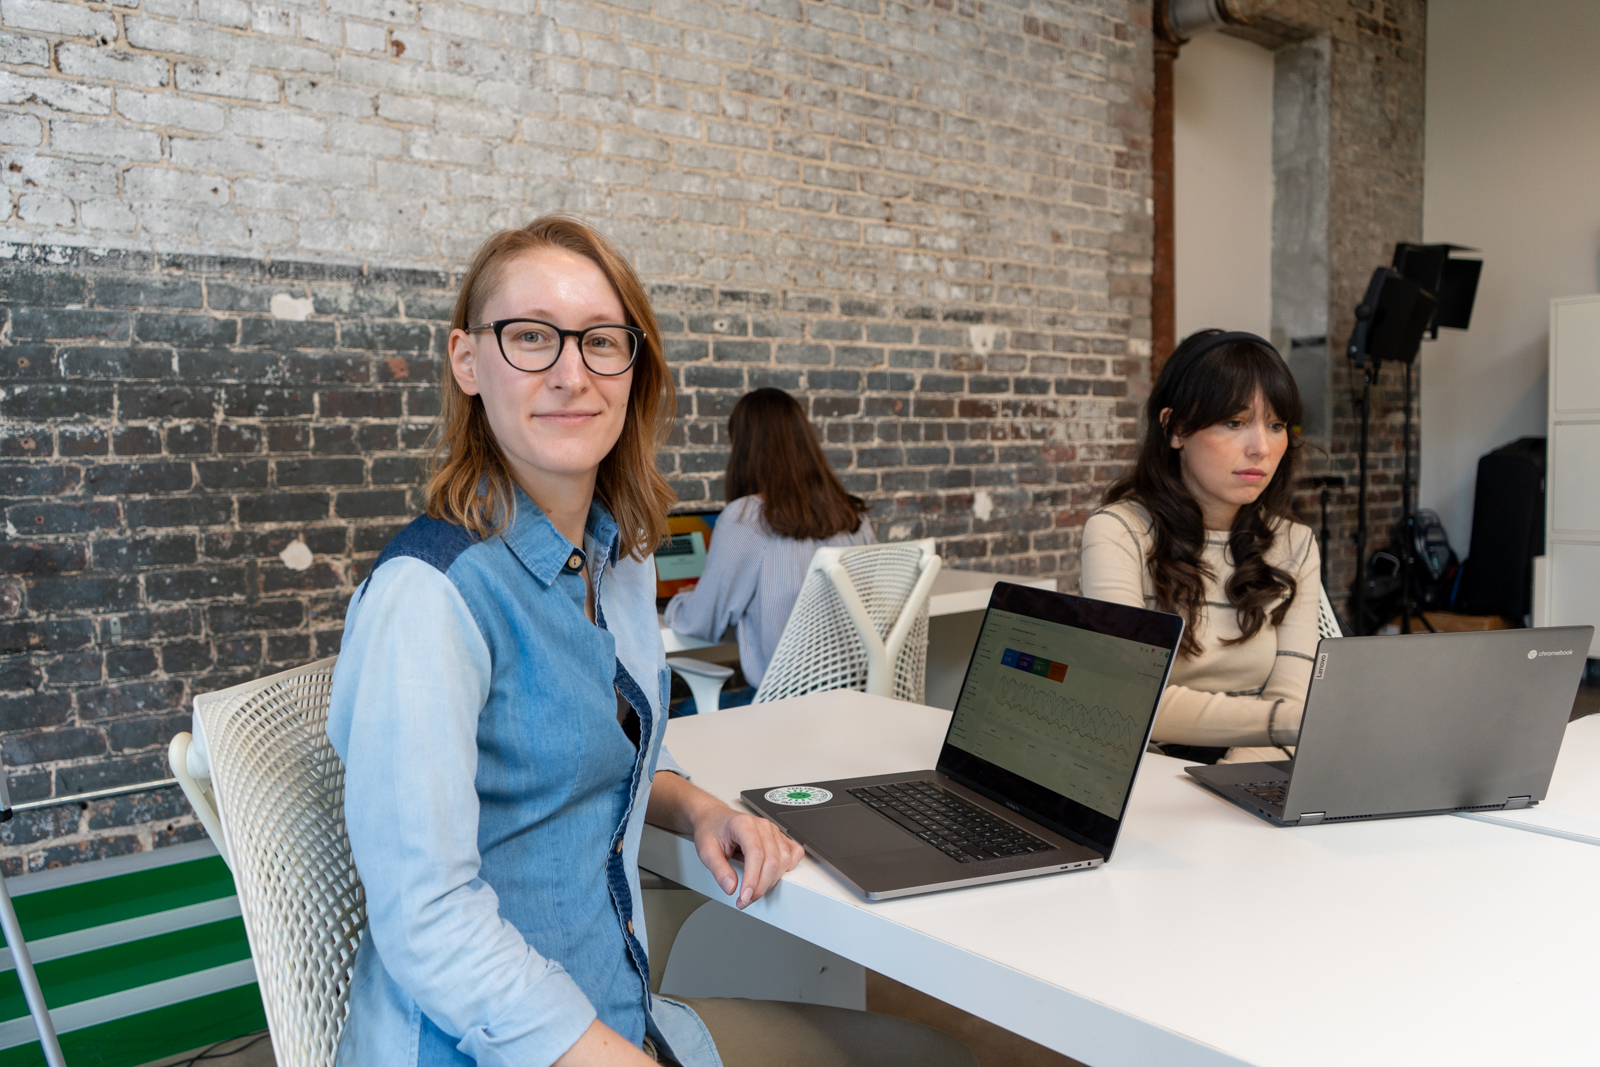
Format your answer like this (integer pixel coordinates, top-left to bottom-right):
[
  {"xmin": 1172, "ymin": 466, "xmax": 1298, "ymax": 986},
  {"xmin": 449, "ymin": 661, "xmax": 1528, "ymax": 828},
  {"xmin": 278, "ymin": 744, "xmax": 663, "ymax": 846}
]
[{"xmin": 664, "ymin": 496, "xmax": 874, "ymax": 687}]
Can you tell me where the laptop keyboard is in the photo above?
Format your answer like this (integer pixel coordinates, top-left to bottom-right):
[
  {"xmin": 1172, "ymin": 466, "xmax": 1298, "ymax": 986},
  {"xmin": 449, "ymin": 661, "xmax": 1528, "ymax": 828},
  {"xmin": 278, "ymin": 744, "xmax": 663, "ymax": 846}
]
[
  {"xmin": 848, "ymin": 781, "xmax": 1053, "ymax": 863},
  {"xmin": 1240, "ymin": 780, "xmax": 1289, "ymax": 808}
]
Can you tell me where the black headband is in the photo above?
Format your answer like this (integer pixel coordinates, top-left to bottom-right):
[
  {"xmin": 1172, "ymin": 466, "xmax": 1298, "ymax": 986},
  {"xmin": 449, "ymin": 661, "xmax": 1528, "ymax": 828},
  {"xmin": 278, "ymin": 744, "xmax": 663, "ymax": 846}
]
[{"xmin": 1155, "ymin": 331, "xmax": 1279, "ymax": 403}]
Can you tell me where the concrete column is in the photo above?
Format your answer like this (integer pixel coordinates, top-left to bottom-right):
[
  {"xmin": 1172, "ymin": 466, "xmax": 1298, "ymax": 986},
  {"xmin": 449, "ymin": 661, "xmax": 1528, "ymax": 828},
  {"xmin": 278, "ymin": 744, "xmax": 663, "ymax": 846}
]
[{"xmin": 1271, "ymin": 37, "xmax": 1331, "ymax": 439}]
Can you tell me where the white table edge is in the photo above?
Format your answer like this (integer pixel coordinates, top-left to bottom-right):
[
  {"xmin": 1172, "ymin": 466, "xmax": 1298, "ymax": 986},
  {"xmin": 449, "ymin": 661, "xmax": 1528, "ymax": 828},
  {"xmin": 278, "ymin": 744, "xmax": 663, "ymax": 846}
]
[{"xmin": 639, "ymin": 829, "xmax": 1252, "ymax": 1067}]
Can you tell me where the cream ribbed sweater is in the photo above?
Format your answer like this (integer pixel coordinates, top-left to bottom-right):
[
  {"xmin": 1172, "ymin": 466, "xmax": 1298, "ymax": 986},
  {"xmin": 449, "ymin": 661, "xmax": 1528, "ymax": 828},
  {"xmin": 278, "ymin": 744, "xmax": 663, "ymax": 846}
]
[{"xmin": 1080, "ymin": 499, "xmax": 1321, "ymax": 761}]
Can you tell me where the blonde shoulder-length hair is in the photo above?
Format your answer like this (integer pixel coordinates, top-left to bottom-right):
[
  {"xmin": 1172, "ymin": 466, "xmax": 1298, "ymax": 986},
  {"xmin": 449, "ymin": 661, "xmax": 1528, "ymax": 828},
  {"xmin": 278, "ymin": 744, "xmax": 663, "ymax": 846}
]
[{"xmin": 426, "ymin": 215, "xmax": 676, "ymax": 561}]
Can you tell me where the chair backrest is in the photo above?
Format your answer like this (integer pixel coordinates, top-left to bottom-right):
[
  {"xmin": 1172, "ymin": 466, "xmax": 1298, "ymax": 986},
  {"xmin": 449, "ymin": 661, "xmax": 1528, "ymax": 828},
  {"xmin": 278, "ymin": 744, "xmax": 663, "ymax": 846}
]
[
  {"xmin": 188, "ymin": 657, "xmax": 364, "ymax": 1067},
  {"xmin": 1318, "ymin": 583, "xmax": 1344, "ymax": 640},
  {"xmin": 755, "ymin": 539, "xmax": 941, "ymax": 704}
]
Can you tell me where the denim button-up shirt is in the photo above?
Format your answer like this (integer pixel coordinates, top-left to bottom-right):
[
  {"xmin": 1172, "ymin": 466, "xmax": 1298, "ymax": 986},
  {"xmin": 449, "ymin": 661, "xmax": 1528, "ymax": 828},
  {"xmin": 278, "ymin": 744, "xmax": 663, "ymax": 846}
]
[{"xmin": 327, "ymin": 493, "xmax": 721, "ymax": 1067}]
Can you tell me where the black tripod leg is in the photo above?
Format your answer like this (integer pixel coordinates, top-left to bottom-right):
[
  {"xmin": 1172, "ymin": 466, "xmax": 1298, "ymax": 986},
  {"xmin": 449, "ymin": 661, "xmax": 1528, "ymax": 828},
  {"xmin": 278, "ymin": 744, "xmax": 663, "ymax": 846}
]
[
  {"xmin": 1354, "ymin": 368, "xmax": 1372, "ymax": 635},
  {"xmin": 1319, "ymin": 488, "xmax": 1331, "ymax": 593}
]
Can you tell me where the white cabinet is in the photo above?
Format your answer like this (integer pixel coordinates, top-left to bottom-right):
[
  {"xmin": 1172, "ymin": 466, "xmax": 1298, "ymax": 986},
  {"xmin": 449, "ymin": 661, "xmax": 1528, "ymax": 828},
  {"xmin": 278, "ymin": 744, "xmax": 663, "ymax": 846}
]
[{"xmin": 1547, "ymin": 295, "xmax": 1600, "ymax": 656}]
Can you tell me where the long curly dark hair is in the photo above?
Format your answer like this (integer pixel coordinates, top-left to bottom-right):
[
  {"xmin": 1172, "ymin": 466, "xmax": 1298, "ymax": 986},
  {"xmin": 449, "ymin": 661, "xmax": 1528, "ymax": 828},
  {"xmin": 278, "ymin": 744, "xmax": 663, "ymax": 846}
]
[{"xmin": 1105, "ymin": 330, "xmax": 1303, "ymax": 657}]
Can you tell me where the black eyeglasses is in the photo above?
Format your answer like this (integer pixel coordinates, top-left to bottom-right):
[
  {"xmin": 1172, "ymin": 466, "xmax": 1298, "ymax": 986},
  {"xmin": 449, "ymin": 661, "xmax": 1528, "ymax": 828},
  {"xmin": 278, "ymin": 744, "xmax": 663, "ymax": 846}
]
[{"xmin": 465, "ymin": 318, "xmax": 645, "ymax": 376}]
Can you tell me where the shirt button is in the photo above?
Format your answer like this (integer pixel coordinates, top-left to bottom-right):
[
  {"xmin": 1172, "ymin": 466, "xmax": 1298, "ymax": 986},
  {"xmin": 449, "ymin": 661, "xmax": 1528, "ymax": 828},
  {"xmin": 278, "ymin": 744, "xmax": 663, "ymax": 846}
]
[
  {"xmin": 567, "ymin": 554, "xmax": 582, "ymax": 570},
  {"xmin": 626, "ymin": 920, "xmax": 634, "ymax": 935},
  {"xmin": 614, "ymin": 839, "xmax": 623, "ymax": 854}
]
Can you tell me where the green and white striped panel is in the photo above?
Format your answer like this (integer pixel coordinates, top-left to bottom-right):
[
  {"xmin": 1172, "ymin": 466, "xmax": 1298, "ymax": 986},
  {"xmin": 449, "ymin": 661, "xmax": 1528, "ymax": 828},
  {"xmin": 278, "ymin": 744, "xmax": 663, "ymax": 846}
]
[{"xmin": 0, "ymin": 840, "xmax": 267, "ymax": 1067}]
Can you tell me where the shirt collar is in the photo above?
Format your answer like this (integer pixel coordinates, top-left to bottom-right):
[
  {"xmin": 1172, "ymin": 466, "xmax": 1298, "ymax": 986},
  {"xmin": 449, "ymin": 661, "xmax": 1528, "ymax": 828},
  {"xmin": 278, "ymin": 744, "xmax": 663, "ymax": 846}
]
[
  {"xmin": 585, "ymin": 499, "xmax": 622, "ymax": 567},
  {"xmin": 501, "ymin": 487, "xmax": 621, "ymax": 587}
]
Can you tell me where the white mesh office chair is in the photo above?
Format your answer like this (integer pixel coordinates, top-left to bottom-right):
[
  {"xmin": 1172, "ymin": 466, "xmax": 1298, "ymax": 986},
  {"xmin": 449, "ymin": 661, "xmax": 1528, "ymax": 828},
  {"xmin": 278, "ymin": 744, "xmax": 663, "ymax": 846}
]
[
  {"xmin": 755, "ymin": 539, "xmax": 942, "ymax": 704},
  {"xmin": 1317, "ymin": 583, "xmax": 1344, "ymax": 640},
  {"xmin": 169, "ymin": 657, "xmax": 365, "ymax": 1067}
]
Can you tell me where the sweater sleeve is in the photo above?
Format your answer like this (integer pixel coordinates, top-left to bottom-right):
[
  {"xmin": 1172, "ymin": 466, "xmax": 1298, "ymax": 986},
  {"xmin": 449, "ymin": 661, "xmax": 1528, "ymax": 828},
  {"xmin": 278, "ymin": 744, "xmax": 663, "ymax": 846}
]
[
  {"xmin": 1079, "ymin": 508, "xmax": 1150, "ymax": 608},
  {"xmin": 1150, "ymin": 531, "xmax": 1322, "ymax": 748},
  {"xmin": 662, "ymin": 499, "xmax": 763, "ymax": 645}
]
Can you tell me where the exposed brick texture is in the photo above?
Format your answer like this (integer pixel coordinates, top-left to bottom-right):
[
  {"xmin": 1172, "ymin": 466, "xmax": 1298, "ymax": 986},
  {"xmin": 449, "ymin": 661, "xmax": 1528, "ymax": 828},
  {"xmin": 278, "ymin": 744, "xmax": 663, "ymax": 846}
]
[
  {"xmin": 1236, "ymin": 0, "xmax": 1427, "ymax": 625},
  {"xmin": 0, "ymin": 0, "xmax": 1427, "ymax": 874},
  {"xmin": 1319, "ymin": 0, "xmax": 1427, "ymax": 623},
  {"xmin": 0, "ymin": 0, "xmax": 1161, "ymax": 874},
  {"xmin": 0, "ymin": 239, "xmax": 1147, "ymax": 874},
  {"xmin": 0, "ymin": 249, "xmax": 450, "ymax": 873},
  {"xmin": 0, "ymin": 0, "xmax": 1159, "ymax": 873}
]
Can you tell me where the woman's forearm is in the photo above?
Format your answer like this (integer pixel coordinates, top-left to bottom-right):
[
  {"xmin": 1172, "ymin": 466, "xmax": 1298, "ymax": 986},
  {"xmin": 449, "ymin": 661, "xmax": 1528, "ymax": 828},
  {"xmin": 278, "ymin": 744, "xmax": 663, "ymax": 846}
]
[
  {"xmin": 647, "ymin": 768, "xmax": 806, "ymax": 907},
  {"xmin": 646, "ymin": 768, "xmax": 727, "ymax": 833},
  {"xmin": 1152, "ymin": 684, "xmax": 1301, "ymax": 748},
  {"xmin": 553, "ymin": 1021, "xmax": 657, "ymax": 1067}
]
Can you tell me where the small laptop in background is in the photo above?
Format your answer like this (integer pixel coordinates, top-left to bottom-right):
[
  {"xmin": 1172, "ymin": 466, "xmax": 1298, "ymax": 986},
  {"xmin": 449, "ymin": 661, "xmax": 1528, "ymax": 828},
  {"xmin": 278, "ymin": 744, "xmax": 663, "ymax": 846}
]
[
  {"xmin": 656, "ymin": 509, "xmax": 720, "ymax": 606},
  {"xmin": 1186, "ymin": 626, "xmax": 1594, "ymax": 826},
  {"xmin": 742, "ymin": 583, "xmax": 1183, "ymax": 900}
]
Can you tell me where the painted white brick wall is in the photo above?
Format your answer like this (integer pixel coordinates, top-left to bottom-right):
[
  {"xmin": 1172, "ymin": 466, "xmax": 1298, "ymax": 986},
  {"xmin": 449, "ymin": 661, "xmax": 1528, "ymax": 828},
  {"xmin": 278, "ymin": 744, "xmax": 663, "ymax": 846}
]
[
  {"xmin": 0, "ymin": 0, "xmax": 1154, "ymax": 588},
  {"xmin": 0, "ymin": 0, "xmax": 1148, "ymax": 328}
]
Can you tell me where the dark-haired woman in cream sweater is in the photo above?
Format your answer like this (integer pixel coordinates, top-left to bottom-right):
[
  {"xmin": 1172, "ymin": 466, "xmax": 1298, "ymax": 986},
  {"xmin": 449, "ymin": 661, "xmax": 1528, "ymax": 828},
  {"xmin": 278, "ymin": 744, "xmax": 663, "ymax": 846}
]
[{"xmin": 1081, "ymin": 331, "xmax": 1320, "ymax": 763}]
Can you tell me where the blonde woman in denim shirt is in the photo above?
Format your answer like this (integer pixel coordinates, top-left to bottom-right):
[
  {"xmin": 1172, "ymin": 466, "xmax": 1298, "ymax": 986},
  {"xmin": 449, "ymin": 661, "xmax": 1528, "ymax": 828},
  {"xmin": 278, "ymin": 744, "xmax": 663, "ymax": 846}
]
[{"xmin": 327, "ymin": 217, "xmax": 974, "ymax": 1067}]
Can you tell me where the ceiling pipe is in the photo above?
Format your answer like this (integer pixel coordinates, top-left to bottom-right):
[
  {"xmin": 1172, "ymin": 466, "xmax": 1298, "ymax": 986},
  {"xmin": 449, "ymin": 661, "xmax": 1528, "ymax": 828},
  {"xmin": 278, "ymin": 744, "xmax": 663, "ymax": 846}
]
[{"xmin": 1167, "ymin": 0, "xmax": 1280, "ymax": 40}]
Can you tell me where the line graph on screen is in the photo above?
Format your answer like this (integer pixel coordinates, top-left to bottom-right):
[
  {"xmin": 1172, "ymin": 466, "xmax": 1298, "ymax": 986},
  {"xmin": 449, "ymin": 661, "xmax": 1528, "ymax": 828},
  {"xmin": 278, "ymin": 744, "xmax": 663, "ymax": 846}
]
[{"xmin": 993, "ymin": 673, "xmax": 1143, "ymax": 759}]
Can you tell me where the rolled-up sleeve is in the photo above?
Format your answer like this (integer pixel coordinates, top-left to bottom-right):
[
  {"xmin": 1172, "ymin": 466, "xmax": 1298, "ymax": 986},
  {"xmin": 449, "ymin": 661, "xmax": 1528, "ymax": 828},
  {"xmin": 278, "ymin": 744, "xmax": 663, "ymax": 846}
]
[
  {"xmin": 656, "ymin": 744, "xmax": 689, "ymax": 780},
  {"xmin": 328, "ymin": 558, "xmax": 597, "ymax": 1067}
]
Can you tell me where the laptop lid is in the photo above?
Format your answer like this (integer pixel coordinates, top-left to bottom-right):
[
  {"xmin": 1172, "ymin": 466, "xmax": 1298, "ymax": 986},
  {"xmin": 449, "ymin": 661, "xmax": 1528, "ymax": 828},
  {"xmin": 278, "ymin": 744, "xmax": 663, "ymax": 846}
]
[
  {"xmin": 1283, "ymin": 626, "xmax": 1594, "ymax": 822},
  {"xmin": 935, "ymin": 583, "xmax": 1184, "ymax": 858},
  {"xmin": 655, "ymin": 509, "xmax": 720, "ymax": 600}
]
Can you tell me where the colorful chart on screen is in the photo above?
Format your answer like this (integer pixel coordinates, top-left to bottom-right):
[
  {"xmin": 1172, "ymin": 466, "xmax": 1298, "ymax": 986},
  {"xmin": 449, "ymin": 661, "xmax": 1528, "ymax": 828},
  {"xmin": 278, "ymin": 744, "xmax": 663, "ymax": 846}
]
[{"xmin": 949, "ymin": 608, "xmax": 1171, "ymax": 819}]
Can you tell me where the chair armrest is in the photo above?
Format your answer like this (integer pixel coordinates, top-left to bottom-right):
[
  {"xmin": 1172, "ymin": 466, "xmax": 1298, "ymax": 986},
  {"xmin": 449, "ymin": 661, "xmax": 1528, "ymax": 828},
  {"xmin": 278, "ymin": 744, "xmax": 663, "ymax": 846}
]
[
  {"xmin": 665, "ymin": 657, "xmax": 736, "ymax": 681},
  {"xmin": 169, "ymin": 732, "xmax": 231, "ymax": 870}
]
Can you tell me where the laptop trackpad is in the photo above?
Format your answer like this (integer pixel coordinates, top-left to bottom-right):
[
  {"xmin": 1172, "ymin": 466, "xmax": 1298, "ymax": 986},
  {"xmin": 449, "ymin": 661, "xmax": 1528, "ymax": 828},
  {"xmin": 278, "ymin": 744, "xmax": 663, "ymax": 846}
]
[{"xmin": 784, "ymin": 805, "xmax": 924, "ymax": 858}]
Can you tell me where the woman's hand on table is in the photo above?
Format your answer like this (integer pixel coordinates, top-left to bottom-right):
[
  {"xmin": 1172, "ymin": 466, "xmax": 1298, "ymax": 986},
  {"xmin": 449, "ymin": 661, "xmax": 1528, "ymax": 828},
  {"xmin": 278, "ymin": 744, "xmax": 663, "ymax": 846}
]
[{"xmin": 648, "ymin": 771, "xmax": 805, "ymax": 909}]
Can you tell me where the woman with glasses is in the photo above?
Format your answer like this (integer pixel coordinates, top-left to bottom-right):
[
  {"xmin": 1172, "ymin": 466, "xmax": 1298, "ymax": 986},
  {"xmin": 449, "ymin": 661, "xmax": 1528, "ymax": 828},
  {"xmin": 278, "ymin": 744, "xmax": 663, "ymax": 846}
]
[
  {"xmin": 663, "ymin": 388, "xmax": 875, "ymax": 710},
  {"xmin": 327, "ymin": 217, "xmax": 974, "ymax": 1067}
]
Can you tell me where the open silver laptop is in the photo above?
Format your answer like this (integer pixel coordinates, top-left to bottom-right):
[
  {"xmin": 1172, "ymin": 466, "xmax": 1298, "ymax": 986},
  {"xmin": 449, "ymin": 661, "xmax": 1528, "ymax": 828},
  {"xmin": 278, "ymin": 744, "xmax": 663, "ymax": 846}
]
[
  {"xmin": 1186, "ymin": 626, "xmax": 1594, "ymax": 826},
  {"xmin": 741, "ymin": 583, "xmax": 1184, "ymax": 900}
]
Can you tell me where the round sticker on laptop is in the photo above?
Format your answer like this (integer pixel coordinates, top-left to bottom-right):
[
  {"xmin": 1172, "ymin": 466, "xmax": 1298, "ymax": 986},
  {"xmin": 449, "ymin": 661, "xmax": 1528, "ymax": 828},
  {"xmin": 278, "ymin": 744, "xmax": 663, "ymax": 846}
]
[{"xmin": 765, "ymin": 786, "xmax": 833, "ymax": 806}]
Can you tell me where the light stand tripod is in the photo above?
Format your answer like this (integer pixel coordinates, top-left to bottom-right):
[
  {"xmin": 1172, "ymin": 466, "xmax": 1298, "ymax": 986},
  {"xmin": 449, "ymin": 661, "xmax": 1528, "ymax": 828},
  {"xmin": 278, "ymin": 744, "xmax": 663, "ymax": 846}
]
[
  {"xmin": 1351, "ymin": 355, "xmax": 1379, "ymax": 635},
  {"xmin": 1346, "ymin": 266, "xmax": 1435, "ymax": 636},
  {"xmin": 1376, "ymin": 241, "xmax": 1482, "ymax": 633},
  {"xmin": 1306, "ymin": 475, "xmax": 1345, "ymax": 593},
  {"xmin": 1394, "ymin": 360, "xmax": 1435, "ymax": 634}
]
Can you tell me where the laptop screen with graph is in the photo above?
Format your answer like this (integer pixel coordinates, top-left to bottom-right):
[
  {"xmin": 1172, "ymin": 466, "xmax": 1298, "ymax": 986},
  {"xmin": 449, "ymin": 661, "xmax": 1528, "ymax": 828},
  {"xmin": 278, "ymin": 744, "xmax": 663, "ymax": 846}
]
[{"xmin": 937, "ymin": 584, "xmax": 1181, "ymax": 853}]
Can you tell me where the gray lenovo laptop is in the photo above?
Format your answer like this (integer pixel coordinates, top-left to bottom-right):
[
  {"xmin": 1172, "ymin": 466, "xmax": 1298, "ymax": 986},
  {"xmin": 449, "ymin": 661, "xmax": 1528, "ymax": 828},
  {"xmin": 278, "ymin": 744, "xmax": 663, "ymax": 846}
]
[
  {"xmin": 741, "ymin": 583, "xmax": 1184, "ymax": 900},
  {"xmin": 1186, "ymin": 626, "xmax": 1594, "ymax": 826}
]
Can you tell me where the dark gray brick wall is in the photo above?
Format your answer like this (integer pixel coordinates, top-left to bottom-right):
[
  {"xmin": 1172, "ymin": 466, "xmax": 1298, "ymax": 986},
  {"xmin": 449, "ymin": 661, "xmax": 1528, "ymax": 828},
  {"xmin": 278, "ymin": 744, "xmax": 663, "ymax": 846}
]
[
  {"xmin": 1, "ymin": 244, "xmax": 1142, "ymax": 874},
  {"xmin": 1, "ymin": 247, "xmax": 449, "ymax": 874}
]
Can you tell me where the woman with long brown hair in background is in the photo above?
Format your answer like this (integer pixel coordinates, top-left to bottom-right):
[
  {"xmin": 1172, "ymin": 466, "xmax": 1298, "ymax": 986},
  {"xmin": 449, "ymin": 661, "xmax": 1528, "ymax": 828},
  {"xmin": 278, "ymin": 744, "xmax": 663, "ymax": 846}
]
[
  {"xmin": 1080, "ymin": 330, "xmax": 1320, "ymax": 765},
  {"xmin": 664, "ymin": 387, "xmax": 875, "ymax": 708}
]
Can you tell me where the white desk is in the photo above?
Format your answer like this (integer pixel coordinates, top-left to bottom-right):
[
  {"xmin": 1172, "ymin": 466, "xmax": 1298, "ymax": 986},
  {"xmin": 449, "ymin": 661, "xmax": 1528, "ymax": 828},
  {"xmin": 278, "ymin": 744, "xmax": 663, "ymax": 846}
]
[
  {"xmin": 660, "ymin": 567, "xmax": 1057, "ymax": 706},
  {"xmin": 660, "ymin": 620, "xmax": 728, "ymax": 656},
  {"xmin": 1459, "ymin": 712, "xmax": 1600, "ymax": 844},
  {"xmin": 642, "ymin": 692, "xmax": 1600, "ymax": 1067},
  {"xmin": 924, "ymin": 566, "xmax": 1058, "ymax": 615}
]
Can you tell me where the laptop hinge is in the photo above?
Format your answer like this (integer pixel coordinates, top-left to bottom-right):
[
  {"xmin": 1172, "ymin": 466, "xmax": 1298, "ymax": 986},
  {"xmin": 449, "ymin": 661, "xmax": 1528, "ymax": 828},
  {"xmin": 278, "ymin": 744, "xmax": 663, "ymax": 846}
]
[
  {"xmin": 1296, "ymin": 812, "xmax": 1325, "ymax": 826},
  {"xmin": 1504, "ymin": 796, "xmax": 1532, "ymax": 810}
]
